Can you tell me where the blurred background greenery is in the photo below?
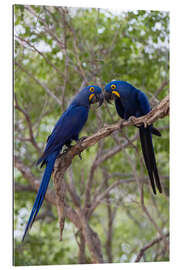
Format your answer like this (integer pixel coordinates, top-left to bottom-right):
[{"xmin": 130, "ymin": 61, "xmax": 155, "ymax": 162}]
[{"xmin": 14, "ymin": 5, "xmax": 169, "ymax": 265}]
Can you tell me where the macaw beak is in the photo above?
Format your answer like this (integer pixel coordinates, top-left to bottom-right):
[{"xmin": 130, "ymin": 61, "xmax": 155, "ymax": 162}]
[
  {"xmin": 104, "ymin": 90, "xmax": 120, "ymax": 103},
  {"xmin": 104, "ymin": 91, "xmax": 113, "ymax": 104},
  {"xmin": 89, "ymin": 92, "xmax": 104, "ymax": 108},
  {"xmin": 96, "ymin": 92, "xmax": 104, "ymax": 108}
]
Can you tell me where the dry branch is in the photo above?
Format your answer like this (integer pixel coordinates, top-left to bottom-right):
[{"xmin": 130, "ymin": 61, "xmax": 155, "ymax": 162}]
[
  {"xmin": 135, "ymin": 232, "xmax": 169, "ymax": 262},
  {"xmin": 54, "ymin": 94, "xmax": 169, "ymax": 172}
]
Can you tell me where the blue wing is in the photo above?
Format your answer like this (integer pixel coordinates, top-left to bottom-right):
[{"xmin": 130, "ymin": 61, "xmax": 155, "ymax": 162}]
[
  {"xmin": 115, "ymin": 98, "xmax": 125, "ymax": 119},
  {"xmin": 37, "ymin": 105, "xmax": 89, "ymax": 166},
  {"xmin": 23, "ymin": 105, "xmax": 89, "ymax": 240},
  {"xmin": 136, "ymin": 90, "xmax": 151, "ymax": 117}
]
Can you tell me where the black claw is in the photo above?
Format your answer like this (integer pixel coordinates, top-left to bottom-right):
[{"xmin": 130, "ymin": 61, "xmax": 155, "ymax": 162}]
[
  {"xmin": 76, "ymin": 137, "xmax": 88, "ymax": 159},
  {"xmin": 78, "ymin": 152, "xmax": 82, "ymax": 160},
  {"xmin": 78, "ymin": 136, "xmax": 88, "ymax": 143},
  {"xmin": 62, "ymin": 145, "xmax": 72, "ymax": 154},
  {"xmin": 76, "ymin": 137, "xmax": 87, "ymax": 160},
  {"xmin": 63, "ymin": 149, "xmax": 67, "ymax": 154}
]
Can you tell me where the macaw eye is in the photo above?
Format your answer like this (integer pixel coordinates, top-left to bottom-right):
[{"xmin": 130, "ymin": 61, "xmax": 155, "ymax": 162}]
[
  {"xmin": 89, "ymin": 87, "xmax": 94, "ymax": 92},
  {"xmin": 111, "ymin": 84, "xmax": 116, "ymax": 90}
]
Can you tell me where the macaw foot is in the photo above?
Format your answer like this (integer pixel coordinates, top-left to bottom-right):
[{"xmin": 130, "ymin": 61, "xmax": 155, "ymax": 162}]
[
  {"xmin": 128, "ymin": 116, "xmax": 137, "ymax": 124},
  {"xmin": 62, "ymin": 145, "xmax": 72, "ymax": 154},
  {"xmin": 142, "ymin": 119, "xmax": 149, "ymax": 128},
  {"xmin": 128, "ymin": 116, "xmax": 142, "ymax": 127},
  {"xmin": 128, "ymin": 116, "xmax": 149, "ymax": 128},
  {"xmin": 78, "ymin": 136, "xmax": 88, "ymax": 143},
  {"xmin": 76, "ymin": 136, "xmax": 88, "ymax": 160}
]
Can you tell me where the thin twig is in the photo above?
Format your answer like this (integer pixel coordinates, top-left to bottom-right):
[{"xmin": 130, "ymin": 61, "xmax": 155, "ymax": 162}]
[
  {"xmin": 15, "ymin": 35, "xmax": 63, "ymax": 76},
  {"xmin": 15, "ymin": 61, "xmax": 62, "ymax": 106},
  {"xmin": 14, "ymin": 94, "xmax": 41, "ymax": 154},
  {"xmin": 135, "ymin": 232, "xmax": 169, "ymax": 262}
]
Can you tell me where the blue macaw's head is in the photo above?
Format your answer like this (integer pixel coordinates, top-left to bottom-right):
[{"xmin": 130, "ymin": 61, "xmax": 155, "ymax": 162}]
[
  {"xmin": 104, "ymin": 80, "xmax": 133, "ymax": 103},
  {"xmin": 73, "ymin": 85, "xmax": 104, "ymax": 108}
]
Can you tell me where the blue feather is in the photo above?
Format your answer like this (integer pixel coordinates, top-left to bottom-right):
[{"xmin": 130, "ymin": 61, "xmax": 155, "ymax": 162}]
[
  {"xmin": 22, "ymin": 151, "xmax": 58, "ymax": 241},
  {"xmin": 104, "ymin": 80, "xmax": 162, "ymax": 194},
  {"xmin": 22, "ymin": 85, "xmax": 103, "ymax": 240}
]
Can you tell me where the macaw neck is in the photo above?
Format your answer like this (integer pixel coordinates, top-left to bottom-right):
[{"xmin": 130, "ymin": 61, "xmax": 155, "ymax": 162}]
[
  {"xmin": 70, "ymin": 91, "xmax": 90, "ymax": 109},
  {"xmin": 69, "ymin": 100, "xmax": 90, "ymax": 110}
]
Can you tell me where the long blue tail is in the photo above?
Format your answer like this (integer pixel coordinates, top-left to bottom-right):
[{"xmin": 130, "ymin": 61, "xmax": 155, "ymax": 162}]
[
  {"xmin": 22, "ymin": 152, "xmax": 58, "ymax": 241},
  {"xmin": 139, "ymin": 126, "xmax": 162, "ymax": 194}
]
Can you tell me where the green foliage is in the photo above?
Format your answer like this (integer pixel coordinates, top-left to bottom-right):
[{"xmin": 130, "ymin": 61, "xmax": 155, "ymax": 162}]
[{"xmin": 14, "ymin": 5, "xmax": 169, "ymax": 265}]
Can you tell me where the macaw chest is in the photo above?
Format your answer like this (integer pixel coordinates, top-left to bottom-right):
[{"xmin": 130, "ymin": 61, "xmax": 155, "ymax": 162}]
[{"xmin": 115, "ymin": 96, "xmax": 138, "ymax": 119}]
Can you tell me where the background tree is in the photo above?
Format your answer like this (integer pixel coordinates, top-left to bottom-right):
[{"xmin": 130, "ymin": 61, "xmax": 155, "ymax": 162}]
[{"xmin": 14, "ymin": 5, "xmax": 169, "ymax": 265}]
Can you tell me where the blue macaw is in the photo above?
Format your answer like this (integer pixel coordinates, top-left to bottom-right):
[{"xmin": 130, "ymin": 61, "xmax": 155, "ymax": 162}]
[
  {"xmin": 22, "ymin": 85, "xmax": 103, "ymax": 240},
  {"xmin": 104, "ymin": 80, "xmax": 162, "ymax": 195}
]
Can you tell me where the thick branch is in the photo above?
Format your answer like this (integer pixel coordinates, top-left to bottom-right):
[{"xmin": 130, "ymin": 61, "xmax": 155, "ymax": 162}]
[
  {"xmin": 104, "ymin": 172, "xmax": 113, "ymax": 263},
  {"xmin": 15, "ymin": 182, "xmax": 35, "ymax": 192},
  {"xmin": 53, "ymin": 156, "xmax": 104, "ymax": 262},
  {"xmin": 55, "ymin": 94, "xmax": 169, "ymax": 174},
  {"xmin": 76, "ymin": 209, "xmax": 104, "ymax": 263},
  {"xmin": 75, "ymin": 231, "xmax": 87, "ymax": 264}
]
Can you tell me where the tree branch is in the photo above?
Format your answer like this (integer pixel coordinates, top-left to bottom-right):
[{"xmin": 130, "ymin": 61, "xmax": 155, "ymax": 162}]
[
  {"xmin": 14, "ymin": 156, "xmax": 81, "ymax": 229},
  {"xmin": 135, "ymin": 232, "xmax": 169, "ymax": 262},
  {"xmin": 14, "ymin": 94, "xmax": 41, "ymax": 154},
  {"xmin": 15, "ymin": 61, "xmax": 62, "ymax": 106},
  {"xmin": 54, "ymin": 94, "xmax": 169, "ymax": 173},
  {"xmin": 15, "ymin": 35, "xmax": 63, "ymax": 76},
  {"xmin": 25, "ymin": 6, "xmax": 65, "ymax": 50}
]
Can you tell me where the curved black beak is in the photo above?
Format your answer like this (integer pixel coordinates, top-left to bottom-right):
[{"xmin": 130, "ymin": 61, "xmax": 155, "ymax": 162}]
[
  {"xmin": 104, "ymin": 91, "xmax": 113, "ymax": 104},
  {"xmin": 97, "ymin": 92, "xmax": 104, "ymax": 108},
  {"xmin": 90, "ymin": 92, "xmax": 104, "ymax": 108}
]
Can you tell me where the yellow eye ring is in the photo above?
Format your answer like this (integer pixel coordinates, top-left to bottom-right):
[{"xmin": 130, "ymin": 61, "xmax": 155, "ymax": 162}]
[
  {"xmin": 111, "ymin": 84, "xmax": 116, "ymax": 90},
  {"xmin": 89, "ymin": 87, "xmax": 94, "ymax": 92}
]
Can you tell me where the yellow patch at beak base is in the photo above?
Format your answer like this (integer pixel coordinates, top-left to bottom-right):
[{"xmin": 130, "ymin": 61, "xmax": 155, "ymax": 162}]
[
  {"xmin": 89, "ymin": 93, "xmax": 95, "ymax": 101},
  {"xmin": 112, "ymin": 91, "xmax": 120, "ymax": 97}
]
